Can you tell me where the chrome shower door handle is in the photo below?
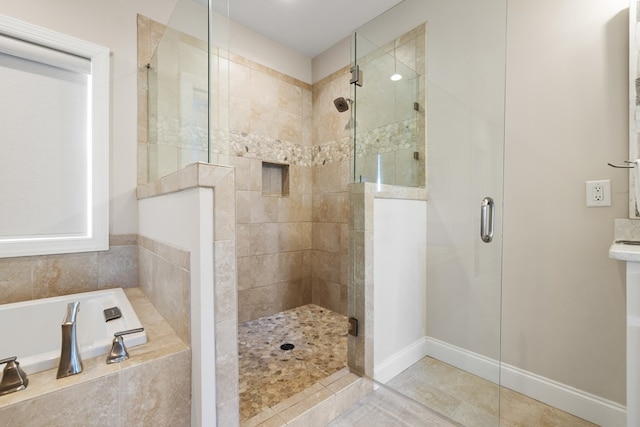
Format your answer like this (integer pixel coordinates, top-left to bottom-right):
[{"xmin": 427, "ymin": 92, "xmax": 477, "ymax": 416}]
[{"xmin": 480, "ymin": 197, "xmax": 495, "ymax": 243}]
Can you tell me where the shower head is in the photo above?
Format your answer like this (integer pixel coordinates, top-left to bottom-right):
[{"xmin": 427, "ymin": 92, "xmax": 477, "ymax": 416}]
[{"xmin": 333, "ymin": 97, "xmax": 353, "ymax": 113}]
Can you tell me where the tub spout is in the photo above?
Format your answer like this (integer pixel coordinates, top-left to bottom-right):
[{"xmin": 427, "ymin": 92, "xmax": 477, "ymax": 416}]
[{"xmin": 56, "ymin": 301, "xmax": 83, "ymax": 379}]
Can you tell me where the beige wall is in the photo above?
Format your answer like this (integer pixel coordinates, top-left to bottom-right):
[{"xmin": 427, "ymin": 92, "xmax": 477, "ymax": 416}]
[{"xmin": 502, "ymin": 0, "xmax": 628, "ymax": 404}]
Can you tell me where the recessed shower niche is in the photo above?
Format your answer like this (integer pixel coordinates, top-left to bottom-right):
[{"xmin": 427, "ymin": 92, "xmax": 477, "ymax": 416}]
[{"xmin": 261, "ymin": 161, "xmax": 290, "ymax": 196}]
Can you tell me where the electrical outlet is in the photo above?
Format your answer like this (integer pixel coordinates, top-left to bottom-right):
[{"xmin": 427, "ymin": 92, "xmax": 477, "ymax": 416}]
[{"xmin": 586, "ymin": 180, "xmax": 611, "ymax": 207}]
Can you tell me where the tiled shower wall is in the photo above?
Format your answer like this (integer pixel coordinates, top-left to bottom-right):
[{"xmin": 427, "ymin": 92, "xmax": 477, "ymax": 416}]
[
  {"xmin": 310, "ymin": 66, "xmax": 352, "ymax": 316},
  {"xmin": 231, "ymin": 55, "xmax": 352, "ymax": 321},
  {"xmin": 229, "ymin": 52, "xmax": 315, "ymax": 323}
]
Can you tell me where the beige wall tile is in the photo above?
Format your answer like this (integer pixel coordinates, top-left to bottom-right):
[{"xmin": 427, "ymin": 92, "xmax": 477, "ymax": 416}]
[
  {"xmin": 312, "ymin": 193, "xmax": 348, "ymax": 223},
  {"xmin": 229, "ymin": 156, "xmax": 252, "ymax": 191},
  {"xmin": 250, "ymin": 192, "xmax": 279, "ymax": 223},
  {"xmin": 138, "ymin": 241, "xmax": 190, "ymax": 345},
  {"xmin": 98, "ymin": 245, "xmax": 138, "ymax": 288},
  {"xmin": 217, "ymin": 396, "xmax": 241, "ymax": 427},
  {"xmin": 250, "ymin": 104, "xmax": 280, "ymax": 140},
  {"xmin": 230, "ymin": 96, "xmax": 252, "ymax": 134},
  {"xmin": 340, "ymin": 223, "xmax": 349, "ymax": 253},
  {"xmin": 0, "ymin": 257, "xmax": 33, "ymax": 304},
  {"xmin": 278, "ymin": 193, "xmax": 312, "ymax": 223},
  {"xmin": 250, "ymin": 68, "xmax": 279, "ymax": 108},
  {"xmin": 237, "ymin": 255, "xmax": 257, "ymax": 291},
  {"xmin": 330, "ymin": 376, "xmax": 369, "ymax": 416},
  {"xmin": 33, "ymin": 252, "xmax": 98, "ymax": 298},
  {"xmin": 236, "ymin": 190, "xmax": 252, "ymax": 224},
  {"xmin": 279, "ymin": 387, "xmax": 336, "ymax": 426},
  {"xmin": 0, "ymin": 373, "xmax": 120, "ymax": 426},
  {"xmin": 237, "ymin": 251, "xmax": 308, "ymax": 291},
  {"xmin": 313, "ymin": 223, "xmax": 342, "ymax": 253},
  {"xmin": 313, "ymin": 161, "xmax": 349, "ymax": 194},
  {"xmin": 312, "ymin": 278, "xmax": 347, "ymax": 316},
  {"xmin": 120, "ymin": 351, "xmax": 191, "ymax": 426},
  {"xmin": 215, "ymin": 318, "xmax": 240, "ymax": 410},
  {"xmin": 301, "ymin": 250, "xmax": 312, "ymax": 277},
  {"xmin": 278, "ymin": 111, "xmax": 303, "ymax": 144},
  {"xmin": 250, "ymin": 223, "xmax": 280, "ymax": 255},
  {"xmin": 289, "ymin": 165, "xmax": 313, "ymax": 194},
  {"xmin": 278, "ymin": 223, "xmax": 312, "ymax": 252},
  {"xmin": 312, "ymin": 250, "xmax": 342, "ymax": 284},
  {"xmin": 238, "ymin": 279, "xmax": 311, "ymax": 322},
  {"xmin": 214, "ymin": 171, "xmax": 236, "ymax": 241},
  {"xmin": 237, "ymin": 223, "xmax": 251, "ymax": 257},
  {"xmin": 278, "ymin": 80, "xmax": 302, "ymax": 115},
  {"xmin": 230, "ymin": 60, "xmax": 252, "ymax": 100},
  {"xmin": 215, "ymin": 239, "xmax": 238, "ymax": 323}
]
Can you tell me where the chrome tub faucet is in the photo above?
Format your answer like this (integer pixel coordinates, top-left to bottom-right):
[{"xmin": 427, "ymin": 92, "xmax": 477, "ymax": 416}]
[{"xmin": 56, "ymin": 301, "xmax": 83, "ymax": 379}]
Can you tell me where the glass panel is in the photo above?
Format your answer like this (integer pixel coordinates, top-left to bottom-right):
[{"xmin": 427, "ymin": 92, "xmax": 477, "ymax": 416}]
[
  {"xmin": 209, "ymin": 0, "xmax": 230, "ymax": 165},
  {"xmin": 352, "ymin": 31, "xmax": 424, "ymax": 187},
  {"xmin": 351, "ymin": 0, "xmax": 506, "ymax": 425},
  {"xmin": 147, "ymin": 0, "xmax": 210, "ymax": 181}
]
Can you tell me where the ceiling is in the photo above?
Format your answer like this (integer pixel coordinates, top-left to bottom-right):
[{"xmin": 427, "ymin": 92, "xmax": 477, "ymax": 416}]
[{"xmin": 213, "ymin": 0, "xmax": 405, "ymax": 58}]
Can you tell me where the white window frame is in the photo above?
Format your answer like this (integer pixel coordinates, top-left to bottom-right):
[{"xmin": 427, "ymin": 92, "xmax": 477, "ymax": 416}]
[{"xmin": 0, "ymin": 15, "xmax": 109, "ymax": 258}]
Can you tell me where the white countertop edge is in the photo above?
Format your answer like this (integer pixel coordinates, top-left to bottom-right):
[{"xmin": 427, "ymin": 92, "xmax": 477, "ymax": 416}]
[{"xmin": 609, "ymin": 241, "xmax": 640, "ymax": 262}]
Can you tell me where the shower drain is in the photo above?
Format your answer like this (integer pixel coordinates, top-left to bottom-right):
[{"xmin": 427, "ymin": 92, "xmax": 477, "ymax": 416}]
[{"xmin": 280, "ymin": 343, "xmax": 295, "ymax": 351}]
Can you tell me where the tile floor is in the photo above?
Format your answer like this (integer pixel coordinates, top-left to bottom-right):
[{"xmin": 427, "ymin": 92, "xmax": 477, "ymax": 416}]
[
  {"xmin": 331, "ymin": 356, "xmax": 598, "ymax": 427},
  {"xmin": 329, "ymin": 386, "xmax": 458, "ymax": 427},
  {"xmin": 238, "ymin": 304, "xmax": 598, "ymax": 426},
  {"xmin": 238, "ymin": 304, "xmax": 348, "ymax": 421}
]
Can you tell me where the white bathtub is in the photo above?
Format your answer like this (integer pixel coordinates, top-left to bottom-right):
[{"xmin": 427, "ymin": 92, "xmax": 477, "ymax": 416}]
[{"xmin": 0, "ymin": 288, "xmax": 147, "ymax": 375}]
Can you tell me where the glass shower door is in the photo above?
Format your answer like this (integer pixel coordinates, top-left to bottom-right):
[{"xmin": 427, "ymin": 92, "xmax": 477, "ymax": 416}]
[{"xmin": 350, "ymin": 0, "xmax": 506, "ymax": 425}]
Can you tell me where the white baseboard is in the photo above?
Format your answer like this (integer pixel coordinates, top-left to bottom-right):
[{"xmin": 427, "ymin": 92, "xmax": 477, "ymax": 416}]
[
  {"xmin": 425, "ymin": 337, "xmax": 626, "ymax": 427},
  {"xmin": 374, "ymin": 336, "xmax": 429, "ymax": 384},
  {"xmin": 425, "ymin": 337, "xmax": 500, "ymax": 383}
]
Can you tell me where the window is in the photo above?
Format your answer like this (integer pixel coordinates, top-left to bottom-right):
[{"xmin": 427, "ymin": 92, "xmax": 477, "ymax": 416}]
[{"xmin": 0, "ymin": 15, "xmax": 109, "ymax": 257}]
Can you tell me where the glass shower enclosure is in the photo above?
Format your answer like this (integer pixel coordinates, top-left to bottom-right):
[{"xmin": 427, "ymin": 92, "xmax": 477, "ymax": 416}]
[
  {"xmin": 146, "ymin": 0, "xmax": 229, "ymax": 182},
  {"xmin": 350, "ymin": 0, "xmax": 506, "ymax": 425},
  {"xmin": 352, "ymin": 30, "xmax": 425, "ymax": 187}
]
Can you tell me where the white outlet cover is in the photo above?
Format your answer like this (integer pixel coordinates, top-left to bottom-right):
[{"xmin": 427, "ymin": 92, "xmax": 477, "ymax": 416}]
[{"xmin": 586, "ymin": 180, "xmax": 611, "ymax": 207}]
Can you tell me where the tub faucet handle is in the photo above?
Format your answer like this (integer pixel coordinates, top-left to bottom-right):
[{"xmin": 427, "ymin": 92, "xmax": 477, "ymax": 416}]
[
  {"xmin": 107, "ymin": 328, "xmax": 144, "ymax": 364},
  {"xmin": 0, "ymin": 356, "xmax": 29, "ymax": 396}
]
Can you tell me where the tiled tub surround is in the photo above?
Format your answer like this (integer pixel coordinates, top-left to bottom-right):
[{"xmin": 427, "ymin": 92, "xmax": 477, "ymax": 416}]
[
  {"xmin": 138, "ymin": 234, "xmax": 190, "ymax": 345},
  {"xmin": 238, "ymin": 304, "xmax": 349, "ymax": 421},
  {"xmin": 0, "ymin": 234, "xmax": 138, "ymax": 305},
  {"xmin": 0, "ymin": 287, "xmax": 191, "ymax": 426}
]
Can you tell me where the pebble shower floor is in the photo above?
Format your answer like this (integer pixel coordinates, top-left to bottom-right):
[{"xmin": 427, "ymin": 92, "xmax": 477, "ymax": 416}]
[{"xmin": 238, "ymin": 304, "xmax": 348, "ymax": 421}]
